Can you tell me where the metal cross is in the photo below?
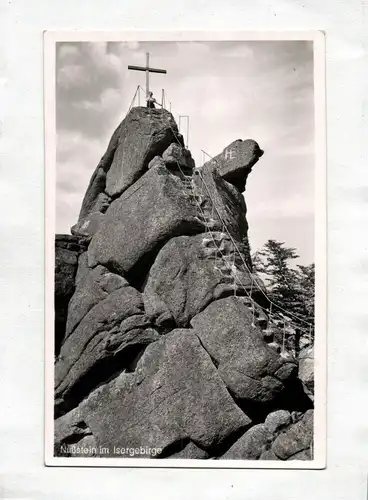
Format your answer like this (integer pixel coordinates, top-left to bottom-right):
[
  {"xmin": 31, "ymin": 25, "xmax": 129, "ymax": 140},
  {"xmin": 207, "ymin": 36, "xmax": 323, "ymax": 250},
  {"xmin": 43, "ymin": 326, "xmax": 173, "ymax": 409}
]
[{"xmin": 128, "ymin": 52, "xmax": 167, "ymax": 99}]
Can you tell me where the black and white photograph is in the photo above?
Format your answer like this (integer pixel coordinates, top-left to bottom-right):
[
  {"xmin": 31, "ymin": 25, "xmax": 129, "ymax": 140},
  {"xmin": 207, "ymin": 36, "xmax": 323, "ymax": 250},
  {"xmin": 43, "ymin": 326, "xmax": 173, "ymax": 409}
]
[{"xmin": 45, "ymin": 31, "xmax": 326, "ymax": 468}]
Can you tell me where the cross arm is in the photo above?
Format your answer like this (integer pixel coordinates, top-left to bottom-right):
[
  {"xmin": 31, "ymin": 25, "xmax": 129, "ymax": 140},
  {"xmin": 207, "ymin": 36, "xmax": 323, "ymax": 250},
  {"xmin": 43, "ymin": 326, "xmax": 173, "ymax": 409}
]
[{"xmin": 128, "ymin": 65, "xmax": 167, "ymax": 74}]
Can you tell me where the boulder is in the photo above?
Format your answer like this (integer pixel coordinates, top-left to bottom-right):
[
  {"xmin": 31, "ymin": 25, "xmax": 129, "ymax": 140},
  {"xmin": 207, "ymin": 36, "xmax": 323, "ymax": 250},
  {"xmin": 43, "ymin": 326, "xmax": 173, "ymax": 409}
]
[
  {"xmin": 168, "ymin": 442, "xmax": 209, "ymax": 459},
  {"xmin": 143, "ymin": 232, "xmax": 257, "ymax": 328},
  {"xmin": 271, "ymin": 409, "xmax": 313, "ymax": 460},
  {"xmin": 74, "ymin": 251, "xmax": 89, "ymax": 286},
  {"xmin": 55, "ymin": 330, "xmax": 252, "ymax": 457},
  {"xmin": 76, "ymin": 108, "xmax": 182, "ymax": 228},
  {"xmin": 105, "ymin": 107, "xmax": 182, "ymax": 197},
  {"xmin": 87, "ymin": 163, "xmax": 205, "ymax": 281},
  {"xmin": 78, "ymin": 123, "xmax": 121, "ymax": 221},
  {"xmin": 220, "ymin": 409, "xmax": 311, "ymax": 461},
  {"xmin": 264, "ymin": 409, "xmax": 292, "ymax": 434},
  {"xmin": 190, "ymin": 297, "xmax": 298, "ymax": 411},
  {"xmin": 221, "ymin": 424, "xmax": 272, "ymax": 460},
  {"xmin": 71, "ymin": 211, "xmax": 106, "ymax": 240},
  {"xmin": 55, "ymin": 282, "xmax": 159, "ymax": 417},
  {"xmin": 298, "ymin": 346, "xmax": 314, "ymax": 401},
  {"xmin": 65, "ymin": 265, "xmax": 128, "ymax": 338},
  {"xmin": 54, "ymin": 406, "xmax": 97, "ymax": 457},
  {"xmin": 192, "ymin": 164, "xmax": 252, "ymax": 269},
  {"xmin": 202, "ymin": 139, "xmax": 264, "ymax": 192},
  {"xmin": 54, "ymin": 235, "xmax": 87, "ymax": 356},
  {"xmin": 148, "ymin": 155, "xmax": 166, "ymax": 170},
  {"xmin": 162, "ymin": 143, "xmax": 195, "ymax": 172},
  {"xmin": 259, "ymin": 449, "xmax": 280, "ymax": 460}
]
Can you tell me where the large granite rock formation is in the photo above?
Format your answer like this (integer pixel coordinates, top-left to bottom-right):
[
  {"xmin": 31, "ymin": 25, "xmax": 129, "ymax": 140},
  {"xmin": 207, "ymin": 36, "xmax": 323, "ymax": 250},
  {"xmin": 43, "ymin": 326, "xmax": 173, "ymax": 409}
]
[{"xmin": 54, "ymin": 107, "xmax": 314, "ymax": 460}]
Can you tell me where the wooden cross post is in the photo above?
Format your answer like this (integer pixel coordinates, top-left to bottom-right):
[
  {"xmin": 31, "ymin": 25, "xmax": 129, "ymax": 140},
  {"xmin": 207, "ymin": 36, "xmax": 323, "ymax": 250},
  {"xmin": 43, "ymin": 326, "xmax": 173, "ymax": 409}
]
[{"xmin": 128, "ymin": 52, "xmax": 167, "ymax": 99}]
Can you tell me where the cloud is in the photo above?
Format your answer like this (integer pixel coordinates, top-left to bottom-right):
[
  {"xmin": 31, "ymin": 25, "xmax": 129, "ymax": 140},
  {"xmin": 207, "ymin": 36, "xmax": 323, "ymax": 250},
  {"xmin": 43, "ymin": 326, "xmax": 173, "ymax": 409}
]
[
  {"xmin": 57, "ymin": 63, "xmax": 90, "ymax": 90},
  {"xmin": 56, "ymin": 42, "xmax": 127, "ymax": 139},
  {"xmin": 74, "ymin": 87, "xmax": 122, "ymax": 114},
  {"xmin": 55, "ymin": 40, "xmax": 315, "ymax": 263}
]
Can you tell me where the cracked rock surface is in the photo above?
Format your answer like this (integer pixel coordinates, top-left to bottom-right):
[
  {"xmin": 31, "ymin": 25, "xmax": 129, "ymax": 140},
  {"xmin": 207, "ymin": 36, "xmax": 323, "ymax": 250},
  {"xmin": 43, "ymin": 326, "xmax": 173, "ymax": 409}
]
[{"xmin": 54, "ymin": 108, "xmax": 314, "ymax": 460}]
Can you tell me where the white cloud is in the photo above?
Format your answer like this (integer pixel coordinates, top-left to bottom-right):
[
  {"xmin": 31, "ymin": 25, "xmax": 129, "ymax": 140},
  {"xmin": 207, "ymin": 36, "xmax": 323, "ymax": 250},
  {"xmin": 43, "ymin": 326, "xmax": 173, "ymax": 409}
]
[
  {"xmin": 251, "ymin": 194, "xmax": 313, "ymax": 219},
  {"xmin": 57, "ymin": 64, "xmax": 89, "ymax": 89},
  {"xmin": 55, "ymin": 40, "xmax": 315, "ymax": 262},
  {"xmin": 75, "ymin": 88, "xmax": 121, "ymax": 113}
]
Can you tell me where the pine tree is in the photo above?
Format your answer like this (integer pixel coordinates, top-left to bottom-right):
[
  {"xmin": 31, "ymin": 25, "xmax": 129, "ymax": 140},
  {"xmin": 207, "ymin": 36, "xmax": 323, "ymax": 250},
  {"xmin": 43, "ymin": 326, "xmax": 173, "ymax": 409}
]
[{"xmin": 252, "ymin": 239, "xmax": 315, "ymax": 355}]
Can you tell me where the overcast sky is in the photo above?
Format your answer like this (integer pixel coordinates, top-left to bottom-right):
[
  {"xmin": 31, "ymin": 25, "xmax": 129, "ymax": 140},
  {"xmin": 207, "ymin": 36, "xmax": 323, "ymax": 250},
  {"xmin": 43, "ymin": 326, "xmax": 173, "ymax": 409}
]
[{"xmin": 56, "ymin": 40, "xmax": 315, "ymax": 264}]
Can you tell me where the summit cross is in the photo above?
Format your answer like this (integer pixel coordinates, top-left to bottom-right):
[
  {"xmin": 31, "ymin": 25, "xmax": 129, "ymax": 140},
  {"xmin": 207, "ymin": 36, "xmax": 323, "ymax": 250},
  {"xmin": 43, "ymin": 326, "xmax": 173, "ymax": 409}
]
[{"xmin": 128, "ymin": 52, "xmax": 167, "ymax": 99}]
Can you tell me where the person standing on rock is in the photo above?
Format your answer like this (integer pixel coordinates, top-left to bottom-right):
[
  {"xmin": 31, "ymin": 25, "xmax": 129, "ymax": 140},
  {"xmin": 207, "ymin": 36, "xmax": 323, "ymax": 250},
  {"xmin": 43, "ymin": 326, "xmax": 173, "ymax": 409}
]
[{"xmin": 146, "ymin": 91, "xmax": 158, "ymax": 109}]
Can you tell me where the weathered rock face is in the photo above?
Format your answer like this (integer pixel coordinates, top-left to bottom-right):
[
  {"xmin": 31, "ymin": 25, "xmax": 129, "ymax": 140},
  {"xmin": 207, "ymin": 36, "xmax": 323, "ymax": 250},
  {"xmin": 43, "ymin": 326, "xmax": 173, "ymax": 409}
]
[
  {"xmin": 162, "ymin": 143, "xmax": 195, "ymax": 172},
  {"xmin": 54, "ymin": 107, "xmax": 314, "ymax": 461},
  {"xmin": 202, "ymin": 139, "xmax": 264, "ymax": 193},
  {"xmin": 105, "ymin": 108, "xmax": 182, "ymax": 197},
  {"xmin": 143, "ymin": 232, "xmax": 256, "ymax": 328},
  {"xmin": 74, "ymin": 108, "xmax": 183, "ymax": 240},
  {"xmin": 192, "ymin": 164, "xmax": 252, "ymax": 269},
  {"xmin": 54, "ymin": 235, "xmax": 87, "ymax": 355},
  {"xmin": 191, "ymin": 297, "xmax": 298, "ymax": 414},
  {"xmin": 65, "ymin": 264, "xmax": 128, "ymax": 337},
  {"xmin": 298, "ymin": 346, "xmax": 314, "ymax": 401},
  {"xmin": 87, "ymin": 162, "xmax": 206, "ymax": 280},
  {"xmin": 268, "ymin": 409, "xmax": 314, "ymax": 460},
  {"xmin": 71, "ymin": 211, "xmax": 106, "ymax": 241},
  {"xmin": 55, "ymin": 331, "xmax": 251, "ymax": 457},
  {"xmin": 55, "ymin": 273, "xmax": 159, "ymax": 417},
  {"xmin": 222, "ymin": 409, "xmax": 313, "ymax": 460},
  {"xmin": 78, "ymin": 123, "xmax": 121, "ymax": 222}
]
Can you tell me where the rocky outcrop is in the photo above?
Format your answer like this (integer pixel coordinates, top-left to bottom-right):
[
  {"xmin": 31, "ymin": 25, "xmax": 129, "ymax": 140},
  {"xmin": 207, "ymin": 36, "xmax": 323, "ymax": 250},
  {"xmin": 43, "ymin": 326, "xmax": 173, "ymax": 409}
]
[
  {"xmin": 222, "ymin": 409, "xmax": 313, "ymax": 460},
  {"xmin": 191, "ymin": 297, "xmax": 299, "ymax": 416},
  {"xmin": 192, "ymin": 164, "xmax": 253, "ymax": 269},
  {"xmin": 143, "ymin": 232, "xmax": 255, "ymax": 328},
  {"xmin": 54, "ymin": 107, "xmax": 314, "ymax": 461},
  {"xmin": 74, "ymin": 108, "xmax": 182, "ymax": 241},
  {"xmin": 267, "ymin": 409, "xmax": 314, "ymax": 460},
  {"xmin": 298, "ymin": 346, "xmax": 314, "ymax": 401},
  {"xmin": 55, "ymin": 275, "xmax": 159, "ymax": 417},
  {"xmin": 54, "ymin": 235, "xmax": 87, "ymax": 355},
  {"xmin": 105, "ymin": 108, "xmax": 181, "ymax": 197},
  {"xmin": 162, "ymin": 143, "xmax": 195, "ymax": 172},
  {"xmin": 55, "ymin": 331, "xmax": 251, "ymax": 457},
  {"xmin": 202, "ymin": 139, "xmax": 264, "ymax": 193},
  {"xmin": 87, "ymin": 163, "xmax": 206, "ymax": 282},
  {"xmin": 71, "ymin": 211, "xmax": 106, "ymax": 241}
]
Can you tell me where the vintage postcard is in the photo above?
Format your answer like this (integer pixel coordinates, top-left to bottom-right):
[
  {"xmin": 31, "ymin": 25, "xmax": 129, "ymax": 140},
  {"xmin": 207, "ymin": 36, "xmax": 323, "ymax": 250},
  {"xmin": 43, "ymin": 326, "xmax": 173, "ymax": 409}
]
[{"xmin": 44, "ymin": 30, "xmax": 326, "ymax": 468}]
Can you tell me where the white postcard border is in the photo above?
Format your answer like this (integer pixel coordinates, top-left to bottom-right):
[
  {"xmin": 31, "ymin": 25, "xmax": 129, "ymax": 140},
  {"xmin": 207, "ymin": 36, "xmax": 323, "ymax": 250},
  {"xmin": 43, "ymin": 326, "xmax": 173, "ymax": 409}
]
[{"xmin": 44, "ymin": 29, "xmax": 326, "ymax": 469}]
